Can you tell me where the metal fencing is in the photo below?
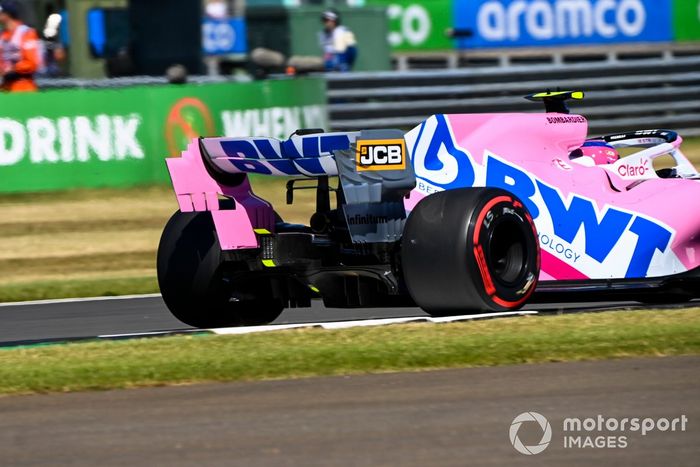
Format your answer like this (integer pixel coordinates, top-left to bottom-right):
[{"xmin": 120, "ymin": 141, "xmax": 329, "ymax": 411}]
[
  {"xmin": 326, "ymin": 55, "xmax": 700, "ymax": 137},
  {"xmin": 36, "ymin": 74, "xmax": 245, "ymax": 89},
  {"xmin": 35, "ymin": 53, "xmax": 700, "ymax": 138}
]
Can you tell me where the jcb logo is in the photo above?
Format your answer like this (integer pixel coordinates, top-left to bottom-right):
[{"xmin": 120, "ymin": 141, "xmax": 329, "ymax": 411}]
[{"xmin": 356, "ymin": 139, "xmax": 406, "ymax": 171}]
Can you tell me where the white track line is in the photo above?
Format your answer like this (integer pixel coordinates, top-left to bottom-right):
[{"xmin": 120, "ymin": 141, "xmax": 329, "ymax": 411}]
[
  {"xmin": 200, "ymin": 311, "xmax": 539, "ymax": 335},
  {"xmin": 0, "ymin": 293, "xmax": 162, "ymax": 308},
  {"xmin": 97, "ymin": 311, "xmax": 537, "ymax": 340},
  {"xmin": 99, "ymin": 330, "xmax": 194, "ymax": 339}
]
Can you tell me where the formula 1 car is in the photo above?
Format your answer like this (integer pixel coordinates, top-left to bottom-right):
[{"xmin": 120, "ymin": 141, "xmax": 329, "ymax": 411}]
[{"xmin": 157, "ymin": 91, "xmax": 700, "ymax": 327}]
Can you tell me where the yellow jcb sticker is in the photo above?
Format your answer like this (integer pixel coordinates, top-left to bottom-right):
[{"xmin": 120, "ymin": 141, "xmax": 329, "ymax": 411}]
[{"xmin": 355, "ymin": 139, "xmax": 406, "ymax": 171}]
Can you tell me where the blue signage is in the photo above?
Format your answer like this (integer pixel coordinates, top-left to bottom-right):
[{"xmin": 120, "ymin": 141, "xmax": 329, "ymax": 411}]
[
  {"xmin": 453, "ymin": 0, "xmax": 673, "ymax": 49},
  {"xmin": 203, "ymin": 17, "xmax": 247, "ymax": 55}
]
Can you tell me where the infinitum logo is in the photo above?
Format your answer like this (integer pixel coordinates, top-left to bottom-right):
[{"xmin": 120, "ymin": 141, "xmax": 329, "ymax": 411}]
[
  {"xmin": 510, "ymin": 412, "xmax": 552, "ymax": 455},
  {"xmin": 347, "ymin": 214, "xmax": 389, "ymax": 225}
]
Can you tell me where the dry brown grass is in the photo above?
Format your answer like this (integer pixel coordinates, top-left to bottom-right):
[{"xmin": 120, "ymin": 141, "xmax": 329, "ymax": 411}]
[
  {"xmin": 0, "ymin": 179, "xmax": 318, "ymax": 299},
  {"xmin": 681, "ymin": 137, "xmax": 700, "ymax": 165}
]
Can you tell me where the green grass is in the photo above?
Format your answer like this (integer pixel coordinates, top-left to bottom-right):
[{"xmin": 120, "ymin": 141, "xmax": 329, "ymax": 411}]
[
  {"xmin": 0, "ymin": 276, "xmax": 158, "ymax": 303},
  {"xmin": 0, "ymin": 308, "xmax": 698, "ymax": 395}
]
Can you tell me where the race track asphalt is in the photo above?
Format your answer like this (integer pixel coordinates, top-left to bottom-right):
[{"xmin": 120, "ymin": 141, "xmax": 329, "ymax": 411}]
[
  {"xmin": 2, "ymin": 295, "xmax": 696, "ymax": 344},
  {"xmin": 0, "ymin": 355, "xmax": 698, "ymax": 466},
  {"xmin": 0, "ymin": 296, "xmax": 417, "ymax": 343}
]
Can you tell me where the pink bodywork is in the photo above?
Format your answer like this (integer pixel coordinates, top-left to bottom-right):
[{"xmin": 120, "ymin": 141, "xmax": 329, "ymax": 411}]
[
  {"xmin": 403, "ymin": 113, "xmax": 700, "ymax": 280},
  {"xmin": 166, "ymin": 140, "xmax": 275, "ymax": 249},
  {"xmin": 165, "ymin": 113, "xmax": 700, "ymax": 282}
]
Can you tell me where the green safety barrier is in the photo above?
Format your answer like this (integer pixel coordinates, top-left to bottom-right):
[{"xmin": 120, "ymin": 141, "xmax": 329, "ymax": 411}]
[
  {"xmin": 0, "ymin": 78, "xmax": 327, "ymax": 193},
  {"xmin": 366, "ymin": 0, "xmax": 452, "ymax": 51},
  {"xmin": 673, "ymin": 0, "xmax": 700, "ymax": 41}
]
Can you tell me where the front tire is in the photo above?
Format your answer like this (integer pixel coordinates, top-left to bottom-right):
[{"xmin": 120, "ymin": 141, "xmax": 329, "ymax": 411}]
[
  {"xmin": 402, "ymin": 188, "xmax": 540, "ymax": 315},
  {"xmin": 157, "ymin": 210, "xmax": 284, "ymax": 328}
]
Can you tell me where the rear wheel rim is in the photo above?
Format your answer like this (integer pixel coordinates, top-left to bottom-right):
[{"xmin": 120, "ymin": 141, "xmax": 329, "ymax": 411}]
[{"xmin": 486, "ymin": 217, "xmax": 528, "ymax": 286}]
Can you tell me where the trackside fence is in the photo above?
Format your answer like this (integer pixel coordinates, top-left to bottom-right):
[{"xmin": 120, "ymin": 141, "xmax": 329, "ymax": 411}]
[{"xmin": 325, "ymin": 56, "xmax": 700, "ymax": 137}]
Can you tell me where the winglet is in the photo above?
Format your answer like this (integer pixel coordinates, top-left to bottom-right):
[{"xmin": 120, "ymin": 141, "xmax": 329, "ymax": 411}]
[{"xmin": 525, "ymin": 91, "xmax": 584, "ymax": 114}]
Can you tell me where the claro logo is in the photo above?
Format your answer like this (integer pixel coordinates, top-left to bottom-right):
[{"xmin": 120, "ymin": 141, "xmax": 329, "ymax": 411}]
[
  {"xmin": 617, "ymin": 159, "xmax": 650, "ymax": 177},
  {"xmin": 356, "ymin": 139, "xmax": 406, "ymax": 171},
  {"xmin": 477, "ymin": 0, "xmax": 647, "ymax": 41}
]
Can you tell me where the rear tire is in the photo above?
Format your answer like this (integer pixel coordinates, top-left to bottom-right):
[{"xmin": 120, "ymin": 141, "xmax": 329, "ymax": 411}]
[
  {"xmin": 157, "ymin": 210, "xmax": 284, "ymax": 328},
  {"xmin": 402, "ymin": 188, "xmax": 540, "ymax": 315}
]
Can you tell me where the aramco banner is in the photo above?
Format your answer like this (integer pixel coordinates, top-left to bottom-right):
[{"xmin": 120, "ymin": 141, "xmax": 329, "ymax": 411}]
[
  {"xmin": 453, "ymin": 0, "xmax": 674, "ymax": 49},
  {"xmin": 0, "ymin": 78, "xmax": 327, "ymax": 193}
]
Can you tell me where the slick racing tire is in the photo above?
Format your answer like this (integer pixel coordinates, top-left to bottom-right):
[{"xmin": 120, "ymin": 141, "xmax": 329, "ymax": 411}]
[
  {"xmin": 157, "ymin": 210, "xmax": 284, "ymax": 328},
  {"xmin": 402, "ymin": 188, "xmax": 540, "ymax": 315}
]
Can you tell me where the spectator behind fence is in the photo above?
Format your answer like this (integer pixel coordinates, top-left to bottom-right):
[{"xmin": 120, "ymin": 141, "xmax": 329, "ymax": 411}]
[
  {"xmin": 0, "ymin": 0, "xmax": 42, "ymax": 92},
  {"xmin": 41, "ymin": 13, "xmax": 66, "ymax": 78},
  {"xmin": 318, "ymin": 10, "xmax": 357, "ymax": 72}
]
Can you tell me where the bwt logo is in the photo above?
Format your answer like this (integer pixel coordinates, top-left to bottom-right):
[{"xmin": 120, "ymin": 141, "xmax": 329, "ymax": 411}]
[
  {"xmin": 409, "ymin": 114, "xmax": 674, "ymax": 279},
  {"xmin": 477, "ymin": 0, "xmax": 647, "ymax": 41},
  {"xmin": 356, "ymin": 139, "xmax": 406, "ymax": 171}
]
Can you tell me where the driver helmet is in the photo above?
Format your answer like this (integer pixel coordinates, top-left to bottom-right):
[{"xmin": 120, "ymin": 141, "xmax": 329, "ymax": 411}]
[{"xmin": 573, "ymin": 141, "xmax": 620, "ymax": 165}]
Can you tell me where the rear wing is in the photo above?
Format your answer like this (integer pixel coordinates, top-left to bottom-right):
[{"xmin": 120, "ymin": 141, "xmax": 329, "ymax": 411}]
[
  {"xmin": 165, "ymin": 129, "xmax": 414, "ymax": 249},
  {"xmin": 199, "ymin": 131, "xmax": 360, "ymax": 180}
]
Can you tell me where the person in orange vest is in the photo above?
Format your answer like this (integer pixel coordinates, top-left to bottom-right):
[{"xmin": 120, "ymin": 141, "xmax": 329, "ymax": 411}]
[{"xmin": 0, "ymin": 1, "xmax": 42, "ymax": 92}]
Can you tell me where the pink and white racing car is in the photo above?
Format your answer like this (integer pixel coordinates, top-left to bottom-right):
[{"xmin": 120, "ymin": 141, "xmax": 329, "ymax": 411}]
[{"xmin": 158, "ymin": 91, "xmax": 700, "ymax": 327}]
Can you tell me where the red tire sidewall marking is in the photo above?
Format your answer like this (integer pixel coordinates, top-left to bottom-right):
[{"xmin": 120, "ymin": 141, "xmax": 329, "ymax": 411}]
[{"xmin": 471, "ymin": 195, "xmax": 536, "ymax": 308}]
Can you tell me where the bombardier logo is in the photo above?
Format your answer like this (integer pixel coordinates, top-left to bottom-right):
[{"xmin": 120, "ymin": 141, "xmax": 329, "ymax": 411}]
[{"xmin": 356, "ymin": 139, "xmax": 406, "ymax": 171}]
